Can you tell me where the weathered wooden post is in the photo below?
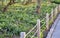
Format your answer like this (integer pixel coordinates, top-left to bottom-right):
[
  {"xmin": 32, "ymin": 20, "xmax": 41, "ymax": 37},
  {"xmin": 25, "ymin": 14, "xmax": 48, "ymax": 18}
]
[
  {"xmin": 58, "ymin": 4, "xmax": 60, "ymax": 12},
  {"xmin": 57, "ymin": 5, "xmax": 59, "ymax": 13},
  {"xmin": 51, "ymin": 9, "xmax": 53, "ymax": 22},
  {"xmin": 55, "ymin": 7, "xmax": 58, "ymax": 17},
  {"xmin": 46, "ymin": 13, "xmax": 49, "ymax": 30},
  {"xmin": 37, "ymin": 19, "xmax": 40, "ymax": 38},
  {"xmin": 20, "ymin": 32, "xmax": 26, "ymax": 38}
]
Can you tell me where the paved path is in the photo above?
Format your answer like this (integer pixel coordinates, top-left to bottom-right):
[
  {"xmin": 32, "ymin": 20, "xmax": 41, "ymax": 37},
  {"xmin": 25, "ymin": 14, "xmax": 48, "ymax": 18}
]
[
  {"xmin": 46, "ymin": 14, "xmax": 60, "ymax": 38},
  {"xmin": 52, "ymin": 20, "xmax": 60, "ymax": 38}
]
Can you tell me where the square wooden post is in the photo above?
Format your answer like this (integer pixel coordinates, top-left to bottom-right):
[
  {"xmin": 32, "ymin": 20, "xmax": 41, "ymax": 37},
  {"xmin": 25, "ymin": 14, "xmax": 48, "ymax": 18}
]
[
  {"xmin": 37, "ymin": 19, "xmax": 40, "ymax": 38},
  {"xmin": 46, "ymin": 13, "xmax": 49, "ymax": 30},
  {"xmin": 58, "ymin": 4, "xmax": 60, "ymax": 12},
  {"xmin": 20, "ymin": 32, "xmax": 26, "ymax": 38},
  {"xmin": 55, "ymin": 7, "xmax": 58, "ymax": 17},
  {"xmin": 51, "ymin": 9, "xmax": 53, "ymax": 22}
]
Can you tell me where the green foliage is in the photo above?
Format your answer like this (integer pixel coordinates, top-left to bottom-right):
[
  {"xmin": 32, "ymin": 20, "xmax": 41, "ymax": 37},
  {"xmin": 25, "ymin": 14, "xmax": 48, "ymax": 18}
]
[
  {"xmin": 51, "ymin": 0, "xmax": 60, "ymax": 4},
  {"xmin": 0, "ymin": 1, "xmax": 56, "ymax": 38}
]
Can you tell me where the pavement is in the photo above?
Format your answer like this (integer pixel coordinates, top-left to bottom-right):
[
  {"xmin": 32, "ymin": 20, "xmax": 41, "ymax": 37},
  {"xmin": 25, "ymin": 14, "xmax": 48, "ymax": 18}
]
[
  {"xmin": 46, "ymin": 14, "xmax": 60, "ymax": 38},
  {"xmin": 51, "ymin": 20, "xmax": 60, "ymax": 38}
]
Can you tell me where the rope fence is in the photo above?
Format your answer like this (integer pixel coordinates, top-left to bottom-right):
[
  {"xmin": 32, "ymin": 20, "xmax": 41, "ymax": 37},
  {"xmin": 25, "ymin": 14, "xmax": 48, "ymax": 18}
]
[
  {"xmin": 20, "ymin": 5, "xmax": 60, "ymax": 38},
  {"xmin": 0, "ymin": 1, "xmax": 60, "ymax": 38}
]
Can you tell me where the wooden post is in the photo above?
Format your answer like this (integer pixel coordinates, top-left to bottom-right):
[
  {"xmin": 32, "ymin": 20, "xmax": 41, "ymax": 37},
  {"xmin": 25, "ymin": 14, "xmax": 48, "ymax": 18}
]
[
  {"xmin": 46, "ymin": 13, "xmax": 49, "ymax": 30},
  {"xmin": 57, "ymin": 4, "xmax": 59, "ymax": 14},
  {"xmin": 55, "ymin": 7, "xmax": 58, "ymax": 17},
  {"xmin": 37, "ymin": 19, "xmax": 40, "ymax": 38},
  {"xmin": 20, "ymin": 32, "xmax": 26, "ymax": 38},
  {"xmin": 51, "ymin": 9, "xmax": 53, "ymax": 22},
  {"xmin": 58, "ymin": 5, "xmax": 59, "ymax": 12},
  {"xmin": 58, "ymin": 4, "xmax": 60, "ymax": 12}
]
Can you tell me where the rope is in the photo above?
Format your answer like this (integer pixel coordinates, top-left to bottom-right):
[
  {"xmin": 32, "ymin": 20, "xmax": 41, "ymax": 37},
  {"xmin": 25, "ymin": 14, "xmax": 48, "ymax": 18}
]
[
  {"xmin": 25, "ymin": 24, "xmax": 37, "ymax": 37},
  {"xmin": 31, "ymin": 30, "xmax": 38, "ymax": 38}
]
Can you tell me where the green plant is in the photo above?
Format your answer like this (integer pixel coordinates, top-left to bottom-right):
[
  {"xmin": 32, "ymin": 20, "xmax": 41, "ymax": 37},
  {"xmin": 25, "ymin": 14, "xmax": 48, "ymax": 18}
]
[{"xmin": 0, "ymin": 1, "xmax": 56, "ymax": 38}]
